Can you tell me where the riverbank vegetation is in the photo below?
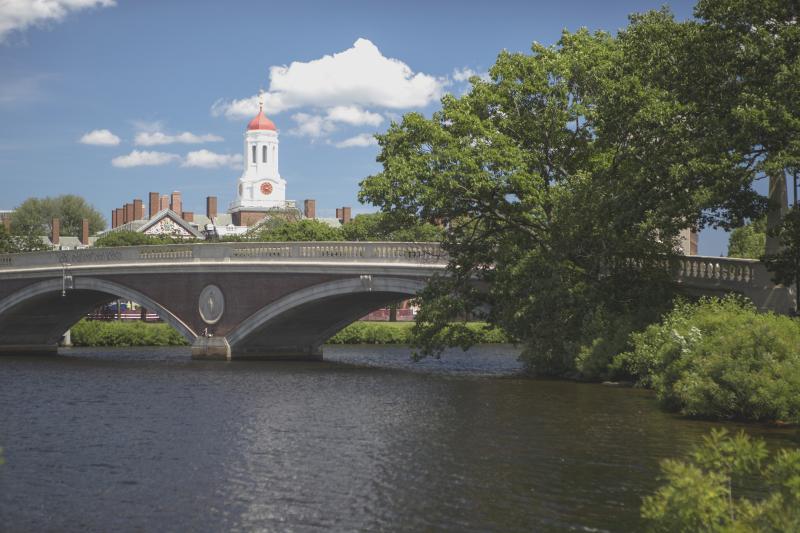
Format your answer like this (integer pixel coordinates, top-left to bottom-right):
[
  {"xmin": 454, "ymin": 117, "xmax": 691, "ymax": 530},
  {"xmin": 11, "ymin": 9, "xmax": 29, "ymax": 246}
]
[
  {"xmin": 69, "ymin": 319, "xmax": 509, "ymax": 347},
  {"xmin": 71, "ymin": 320, "xmax": 189, "ymax": 347},
  {"xmin": 642, "ymin": 429, "xmax": 800, "ymax": 531},
  {"xmin": 613, "ymin": 296, "xmax": 800, "ymax": 424},
  {"xmin": 327, "ymin": 321, "xmax": 510, "ymax": 346}
]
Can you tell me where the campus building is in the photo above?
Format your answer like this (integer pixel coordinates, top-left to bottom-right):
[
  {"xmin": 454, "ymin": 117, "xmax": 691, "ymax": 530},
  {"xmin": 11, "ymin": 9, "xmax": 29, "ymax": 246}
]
[{"xmin": 104, "ymin": 100, "xmax": 351, "ymax": 239}]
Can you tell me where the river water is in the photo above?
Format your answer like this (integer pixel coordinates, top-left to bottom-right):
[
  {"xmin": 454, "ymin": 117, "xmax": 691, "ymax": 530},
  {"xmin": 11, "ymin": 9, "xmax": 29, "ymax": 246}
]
[{"xmin": 1, "ymin": 345, "xmax": 797, "ymax": 532}]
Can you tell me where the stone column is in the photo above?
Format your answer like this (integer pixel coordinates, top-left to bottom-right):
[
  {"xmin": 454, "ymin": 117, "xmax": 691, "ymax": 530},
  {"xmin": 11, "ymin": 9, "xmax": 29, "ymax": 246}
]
[{"xmin": 766, "ymin": 172, "xmax": 789, "ymax": 256}]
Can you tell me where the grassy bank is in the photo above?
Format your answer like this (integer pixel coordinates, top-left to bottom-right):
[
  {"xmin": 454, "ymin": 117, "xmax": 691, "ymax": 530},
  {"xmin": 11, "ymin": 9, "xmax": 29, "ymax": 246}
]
[
  {"xmin": 70, "ymin": 319, "xmax": 511, "ymax": 347},
  {"xmin": 71, "ymin": 319, "xmax": 189, "ymax": 347}
]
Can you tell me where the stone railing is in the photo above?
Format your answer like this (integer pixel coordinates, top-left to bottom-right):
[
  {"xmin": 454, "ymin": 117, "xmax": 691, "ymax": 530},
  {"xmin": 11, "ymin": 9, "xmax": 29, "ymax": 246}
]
[
  {"xmin": 0, "ymin": 242, "xmax": 447, "ymax": 271},
  {"xmin": 673, "ymin": 256, "xmax": 758, "ymax": 286}
]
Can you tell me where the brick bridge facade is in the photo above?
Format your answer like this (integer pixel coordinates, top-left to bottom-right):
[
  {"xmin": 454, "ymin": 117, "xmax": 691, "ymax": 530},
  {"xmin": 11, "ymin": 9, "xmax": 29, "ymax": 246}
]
[{"xmin": 0, "ymin": 242, "xmax": 794, "ymax": 360}]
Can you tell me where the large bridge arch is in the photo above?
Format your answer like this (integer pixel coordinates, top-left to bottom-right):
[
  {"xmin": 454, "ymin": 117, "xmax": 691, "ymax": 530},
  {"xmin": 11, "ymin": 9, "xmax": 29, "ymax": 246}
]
[
  {"xmin": 0, "ymin": 277, "xmax": 197, "ymax": 354},
  {"xmin": 226, "ymin": 277, "xmax": 427, "ymax": 359}
]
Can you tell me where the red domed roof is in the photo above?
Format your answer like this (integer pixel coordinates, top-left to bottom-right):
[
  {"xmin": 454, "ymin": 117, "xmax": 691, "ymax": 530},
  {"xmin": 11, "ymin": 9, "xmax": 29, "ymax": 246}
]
[{"xmin": 247, "ymin": 108, "xmax": 277, "ymax": 131}]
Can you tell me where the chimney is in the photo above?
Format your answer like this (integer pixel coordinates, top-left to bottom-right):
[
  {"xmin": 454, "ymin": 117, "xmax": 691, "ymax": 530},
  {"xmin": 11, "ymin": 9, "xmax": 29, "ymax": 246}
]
[
  {"xmin": 206, "ymin": 196, "xmax": 218, "ymax": 219},
  {"xmin": 115, "ymin": 208, "xmax": 124, "ymax": 227},
  {"xmin": 51, "ymin": 218, "xmax": 60, "ymax": 246},
  {"xmin": 133, "ymin": 198, "xmax": 144, "ymax": 221},
  {"xmin": 170, "ymin": 191, "xmax": 182, "ymax": 215},
  {"xmin": 81, "ymin": 218, "xmax": 89, "ymax": 246},
  {"xmin": 149, "ymin": 192, "xmax": 159, "ymax": 218},
  {"xmin": 336, "ymin": 208, "xmax": 342, "ymax": 220},
  {"xmin": 182, "ymin": 211, "xmax": 194, "ymax": 222},
  {"xmin": 159, "ymin": 195, "xmax": 169, "ymax": 211},
  {"xmin": 342, "ymin": 206, "xmax": 351, "ymax": 225},
  {"xmin": 112, "ymin": 209, "xmax": 118, "ymax": 229},
  {"xmin": 304, "ymin": 199, "xmax": 316, "ymax": 219},
  {"xmin": 124, "ymin": 203, "xmax": 134, "ymax": 224}
]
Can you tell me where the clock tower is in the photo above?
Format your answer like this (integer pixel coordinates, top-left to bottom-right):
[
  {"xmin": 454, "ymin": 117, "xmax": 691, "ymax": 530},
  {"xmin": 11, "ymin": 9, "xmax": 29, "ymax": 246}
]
[{"xmin": 229, "ymin": 92, "xmax": 289, "ymax": 226}]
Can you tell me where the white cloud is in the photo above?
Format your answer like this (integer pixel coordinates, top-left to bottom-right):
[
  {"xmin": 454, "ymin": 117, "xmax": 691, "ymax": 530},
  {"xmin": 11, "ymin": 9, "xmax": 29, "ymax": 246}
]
[
  {"xmin": 334, "ymin": 133, "xmax": 377, "ymax": 148},
  {"xmin": 111, "ymin": 150, "xmax": 179, "ymax": 168},
  {"xmin": 288, "ymin": 106, "xmax": 383, "ymax": 139},
  {"xmin": 0, "ymin": 0, "xmax": 115, "ymax": 43},
  {"xmin": 290, "ymin": 112, "xmax": 337, "ymax": 139},
  {"xmin": 325, "ymin": 105, "xmax": 383, "ymax": 126},
  {"xmin": 212, "ymin": 38, "xmax": 446, "ymax": 120},
  {"xmin": 79, "ymin": 129, "xmax": 120, "ymax": 146},
  {"xmin": 182, "ymin": 149, "xmax": 242, "ymax": 169},
  {"xmin": 135, "ymin": 131, "xmax": 223, "ymax": 146}
]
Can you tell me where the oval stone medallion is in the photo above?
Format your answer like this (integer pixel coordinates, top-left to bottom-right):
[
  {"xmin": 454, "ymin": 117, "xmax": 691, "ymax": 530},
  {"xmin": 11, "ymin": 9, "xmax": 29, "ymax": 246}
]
[{"xmin": 198, "ymin": 284, "xmax": 225, "ymax": 324}]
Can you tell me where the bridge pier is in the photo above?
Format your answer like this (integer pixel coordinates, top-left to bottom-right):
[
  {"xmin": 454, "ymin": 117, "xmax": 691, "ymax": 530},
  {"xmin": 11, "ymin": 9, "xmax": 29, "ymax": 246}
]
[{"xmin": 191, "ymin": 336, "xmax": 231, "ymax": 361}]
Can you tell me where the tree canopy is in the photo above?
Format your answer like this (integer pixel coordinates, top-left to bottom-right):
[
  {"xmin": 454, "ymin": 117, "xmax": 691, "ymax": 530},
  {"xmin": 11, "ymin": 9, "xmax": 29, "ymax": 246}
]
[
  {"xmin": 11, "ymin": 195, "xmax": 105, "ymax": 237},
  {"xmin": 728, "ymin": 218, "xmax": 767, "ymax": 259},
  {"xmin": 359, "ymin": 1, "xmax": 791, "ymax": 375}
]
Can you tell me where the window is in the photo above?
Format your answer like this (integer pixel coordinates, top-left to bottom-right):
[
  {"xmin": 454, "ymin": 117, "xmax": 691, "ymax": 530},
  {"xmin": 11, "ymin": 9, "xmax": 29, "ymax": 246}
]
[
  {"xmin": 252, "ymin": 145, "xmax": 256, "ymax": 163},
  {"xmin": 263, "ymin": 145, "xmax": 267, "ymax": 163}
]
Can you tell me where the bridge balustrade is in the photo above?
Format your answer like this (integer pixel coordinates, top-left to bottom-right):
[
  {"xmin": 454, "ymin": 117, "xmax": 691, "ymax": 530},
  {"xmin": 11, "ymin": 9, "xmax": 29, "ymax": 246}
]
[
  {"xmin": 674, "ymin": 256, "xmax": 756, "ymax": 285},
  {"xmin": 0, "ymin": 242, "xmax": 448, "ymax": 270}
]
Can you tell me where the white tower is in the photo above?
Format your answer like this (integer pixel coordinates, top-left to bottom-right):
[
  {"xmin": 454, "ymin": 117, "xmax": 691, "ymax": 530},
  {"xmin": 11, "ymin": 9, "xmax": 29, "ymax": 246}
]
[{"xmin": 229, "ymin": 93, "xmax": 288, "ymax": 218}]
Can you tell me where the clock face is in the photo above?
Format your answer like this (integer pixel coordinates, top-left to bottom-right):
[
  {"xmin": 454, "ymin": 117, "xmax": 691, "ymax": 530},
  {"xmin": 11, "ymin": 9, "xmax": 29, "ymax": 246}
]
[{"xmin": 260, "ymin": 182, "xmax": 273, "ymax": 195}]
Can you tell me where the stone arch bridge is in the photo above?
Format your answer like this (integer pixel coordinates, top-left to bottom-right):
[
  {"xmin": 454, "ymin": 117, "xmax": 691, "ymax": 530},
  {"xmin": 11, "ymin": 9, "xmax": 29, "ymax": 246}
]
[{"xmin": 0, "ymin": 242, "xmax": 794, "ymax": 360}]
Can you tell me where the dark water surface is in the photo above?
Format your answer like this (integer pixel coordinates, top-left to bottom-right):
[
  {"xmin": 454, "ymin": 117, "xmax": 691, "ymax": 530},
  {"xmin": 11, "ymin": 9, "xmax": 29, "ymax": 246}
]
[{"xmin": 1, "ymin": 345, "xmax": 797, "ymax": 532}]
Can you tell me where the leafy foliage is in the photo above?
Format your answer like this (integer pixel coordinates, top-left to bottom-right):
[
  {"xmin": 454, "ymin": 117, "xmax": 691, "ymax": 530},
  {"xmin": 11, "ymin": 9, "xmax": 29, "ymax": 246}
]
[
  {"xmin": 326, "ymin": 321, "xmax": 510, "ymax": 345},
  {"xmin": 727, "ymin": 218, "xmax": 767, "ymax": 259},
  {"xmin": 642, "ymin": 428, "xmax": 800, "ymax": 532},
  {"xmin": 340, "ymin": 212, "xmax": 442, "ymax": 242},
  {"xmin": 614, "ymin": 296, "xmax": 800, "ymax": 422},
  {"xmin": 0, "ymin": 223, "xmax": 49, "ymax": 253},
  {"xmin": 218, "ymin": 212, "xmax": 442, "ymax": 243},
  {"xmin": 245, "ymin": 218, "xmax": 343, "ymax": 241},
  {"xmin": 70, "ymin": 319, "xmax": 188, "ymax": 347},
  {"xmin": 11, "ymin": 195, "xmax": 105, "ymax": 236}
]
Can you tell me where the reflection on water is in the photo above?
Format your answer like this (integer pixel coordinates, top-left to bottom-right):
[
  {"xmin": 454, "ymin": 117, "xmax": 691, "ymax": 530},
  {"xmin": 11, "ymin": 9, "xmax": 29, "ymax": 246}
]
[{"xmin": 0, "ymin": 345, "xmax": 797, "ymax": 532}]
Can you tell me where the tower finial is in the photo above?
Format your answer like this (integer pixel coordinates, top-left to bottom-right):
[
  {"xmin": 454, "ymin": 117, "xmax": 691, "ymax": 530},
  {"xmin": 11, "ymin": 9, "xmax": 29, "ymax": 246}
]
[{"xmin": 258, "ymin": 88, "xmax": 265, "ymax": 113}]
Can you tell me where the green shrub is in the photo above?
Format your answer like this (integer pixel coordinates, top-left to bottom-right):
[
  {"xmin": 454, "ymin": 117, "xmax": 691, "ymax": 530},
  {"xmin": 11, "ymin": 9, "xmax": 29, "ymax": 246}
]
[
  {"xmin": 613, "ymin": 296, "xmax": 800, "ymax": 422},
  {"xmin": 71, "ymin": 319, "xmax": 188, "ymax": 347},
  {"xmin": 326, "ymin": 321, "xmax": 510, "ymax": 345},
  {"xmin": 642, "ymin": 428, "xmax": 800, "ymax": 532}
]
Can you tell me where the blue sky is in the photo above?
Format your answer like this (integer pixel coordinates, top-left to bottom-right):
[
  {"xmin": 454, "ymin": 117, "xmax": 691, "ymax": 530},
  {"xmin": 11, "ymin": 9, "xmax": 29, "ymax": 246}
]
[{"xmin": 0, "ymin": 0, "xmax": 744, "ymax": 254}]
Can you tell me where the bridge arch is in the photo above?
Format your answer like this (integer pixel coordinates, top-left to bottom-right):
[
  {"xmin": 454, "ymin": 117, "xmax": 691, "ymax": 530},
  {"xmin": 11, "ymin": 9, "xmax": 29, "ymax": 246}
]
[
  {"xmin": 0, "ymin": 277, "xmax": 197, "ymax": 351},
  {"xmin": 227, "ymin": 276, "xmax": 427, "ymax": 358}
]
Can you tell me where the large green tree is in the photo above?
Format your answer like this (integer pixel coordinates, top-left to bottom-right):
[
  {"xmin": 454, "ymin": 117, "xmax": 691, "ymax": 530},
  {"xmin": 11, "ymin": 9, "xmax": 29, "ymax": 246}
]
[
  {"xmin": 360, "ymin": 8, "xmax": 768, "ymax": 376},
  {"xmin": 11, "ymin": 195, "xmax": 105, "ymax": 237},
  {"xmin": 728, "ymin": 218, "xmax": 767, "ymax": 259}
]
